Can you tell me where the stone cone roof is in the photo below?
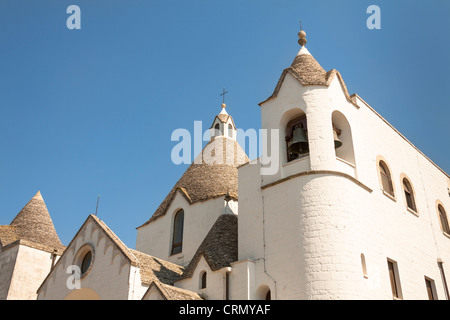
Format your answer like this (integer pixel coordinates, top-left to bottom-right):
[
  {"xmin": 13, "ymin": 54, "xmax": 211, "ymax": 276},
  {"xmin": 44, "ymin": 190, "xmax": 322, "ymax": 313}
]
[
  {"xmin": 259, "ymin": 45, "xmax": 358, "ymax": 108},
  {"xmin": 289, "ymin": 47, "xmax": 328, "ymax": 85},
  {"xmin": 181, "ymin": 213, "xmax": 238, "ymax": 279},
  {"xmin": 6, "ymin": 191, "xmax": 64, "ymax": 251},
  {"xmin": 138, "ymin": 136, "xmax": 248, "ymax": 227}
]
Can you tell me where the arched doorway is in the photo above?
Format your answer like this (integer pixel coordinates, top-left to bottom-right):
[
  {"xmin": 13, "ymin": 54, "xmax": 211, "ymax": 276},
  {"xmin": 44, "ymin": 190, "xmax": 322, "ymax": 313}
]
[{"xmin": 256, "ymin": 284, "xmax": 271, "ymax": 300}]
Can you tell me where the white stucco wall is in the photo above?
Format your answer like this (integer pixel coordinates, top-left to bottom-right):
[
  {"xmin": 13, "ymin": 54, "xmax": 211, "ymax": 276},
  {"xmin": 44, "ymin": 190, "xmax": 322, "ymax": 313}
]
[
  {"xmin": 0, "ymin": 245, "xmax": 19, "ymax": 299},
  {"xmin": 37, "ymin": 219, "xmax": 137, "ymax": 300},
  {"xmin": 5, "ymin": 245, "xmax": 56, "ymax": 300},
  {"xmin": 175, "ymin": 256, "xmax": 228, "ymax": 300},
  {"xmin": 237, "ymin": 68, "xmax": 450, "ymax": 300}
]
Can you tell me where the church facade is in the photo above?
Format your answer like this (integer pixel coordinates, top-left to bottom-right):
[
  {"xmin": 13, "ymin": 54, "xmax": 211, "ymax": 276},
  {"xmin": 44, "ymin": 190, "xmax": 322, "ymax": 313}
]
[{"xmin": 1, "ymin": 28, "xmax": 450, "ymax": 300}]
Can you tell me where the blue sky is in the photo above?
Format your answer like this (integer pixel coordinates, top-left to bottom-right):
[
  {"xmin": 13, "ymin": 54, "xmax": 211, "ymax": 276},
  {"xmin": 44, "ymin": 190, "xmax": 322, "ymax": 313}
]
[{"xmin": 1, "ymin": 0, "xmax": 449, "ymax": 248}]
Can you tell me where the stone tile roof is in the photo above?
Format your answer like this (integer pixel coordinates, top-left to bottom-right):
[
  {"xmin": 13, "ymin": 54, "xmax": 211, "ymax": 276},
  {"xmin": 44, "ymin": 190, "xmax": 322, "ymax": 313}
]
[
  {"xmin": 289, "ymin": 49, "xmax": 328, "ymax": 85},
  {"xmin": 210, "ymin": 113, "xmax": 237, "ymax": 130},
  {"xmin": 138, "ymin": 137, "xmax": 248, "ymax": 228},
  {"xmin": 0, "ymin": 225, "xmax": 20, "ymax": 247},
  {"xmin": 259, "ymin": 47, "xmax": 359, "ymax": 108},
  {"xmin": 129, "ymin": 249, "xmax": 184, "ymax": 286},
  {"xmin": 144, "ymin": 281, "xmax": 202, "ymax": 300},
  {"xmin": 0, "ymin": 191, "xmax": 65, "ymax": 253},
  {"xmin": 181, "ymin": 213, "xmax": 238, "ymax": 279}
]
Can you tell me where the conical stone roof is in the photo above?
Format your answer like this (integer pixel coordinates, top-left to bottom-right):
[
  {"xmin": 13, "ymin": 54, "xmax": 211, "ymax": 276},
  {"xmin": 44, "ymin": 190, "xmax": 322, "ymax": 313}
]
[
  {"xmin": 289, "ymin": 46, "xmax": 328, "ymax": 85},
  {"xmin": 3, "ymin": 191, "xmax": 65, "ymax": 251},
  {"xmin": 138, "ymin": 136, "xmax": 248, "ymax": 227},
  {"xmin": 259, "ymin": 44, "xmax": 357, "ymax": 108},
  {"xmin": 180, "ymin": 213, "xmax": 238, "ymax": 279}
]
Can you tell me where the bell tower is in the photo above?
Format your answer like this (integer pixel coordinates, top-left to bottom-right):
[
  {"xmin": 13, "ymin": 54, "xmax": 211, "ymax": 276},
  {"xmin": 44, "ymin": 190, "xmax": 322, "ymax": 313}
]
[
  {"xmin": 209, "ymin": 101, "xmax": 237, "ymax": 141},
  {"xmin": 237, "ymin": 25, "xmax": 361, "ymax": 299}
]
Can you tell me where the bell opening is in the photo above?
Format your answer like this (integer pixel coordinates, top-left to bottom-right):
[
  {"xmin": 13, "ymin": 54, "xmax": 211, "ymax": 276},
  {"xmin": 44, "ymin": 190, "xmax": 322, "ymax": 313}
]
[
  {"xmin": 333, "ymin": 126, "xmax": 342, "ymax": 149},
  {"xmin": 285, "ymin": 114, "xmax": 309, "ymax": 162},
  {"xmin": 288, "ymin": 127, "xmax": 309, "ymax": 155}
]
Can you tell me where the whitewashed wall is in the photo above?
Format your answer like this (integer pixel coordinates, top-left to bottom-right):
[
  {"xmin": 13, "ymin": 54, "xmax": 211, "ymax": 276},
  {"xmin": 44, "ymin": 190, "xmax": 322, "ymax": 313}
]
[
  {"xmin": 176, "ymin": 256, "xmax": 227, "ymax": 300},
  {"xmin": 237, "ymin": 69, "xmax": 450, "ymax": 300},
  {"xmin": 37, "ymin": 218, "xmax": 140, "ymax": 300},
  {"xmin": 0, "ymin": 244, "xmax": 56, "ymax": 300}
]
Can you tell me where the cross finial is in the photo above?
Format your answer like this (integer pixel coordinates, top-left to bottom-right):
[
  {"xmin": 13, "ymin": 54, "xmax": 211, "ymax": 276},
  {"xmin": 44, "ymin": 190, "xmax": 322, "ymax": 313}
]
[{"xmin": 220, "ymin": 88, "xmax": 228, "ymax": 105}]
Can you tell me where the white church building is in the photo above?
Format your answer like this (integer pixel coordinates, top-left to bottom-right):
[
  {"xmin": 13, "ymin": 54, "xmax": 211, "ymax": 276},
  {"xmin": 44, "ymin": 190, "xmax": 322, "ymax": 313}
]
[{"xmin": 1, "ymin": 28, "xmax": 450, "ymax": 300}]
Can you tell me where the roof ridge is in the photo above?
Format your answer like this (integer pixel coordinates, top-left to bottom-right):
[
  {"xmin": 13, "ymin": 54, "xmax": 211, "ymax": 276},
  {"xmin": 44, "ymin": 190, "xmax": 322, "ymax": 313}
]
[
  {"xmin": 90, "ymin": 215, "xmax": 140, "ymax": 265},
  {"xmin": 128, "ymin": 248, "xmax": 185, "ymax": 285},
  {"xmin": 145, "ymin": 280, "xmax": 202, "ymax": 300}
]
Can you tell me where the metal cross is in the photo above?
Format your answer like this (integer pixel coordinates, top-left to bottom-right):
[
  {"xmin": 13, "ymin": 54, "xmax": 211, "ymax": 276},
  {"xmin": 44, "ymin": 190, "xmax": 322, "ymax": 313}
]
[{"xmin": 220, "ymin": 88, "xmax": 228, "ymax": 104}]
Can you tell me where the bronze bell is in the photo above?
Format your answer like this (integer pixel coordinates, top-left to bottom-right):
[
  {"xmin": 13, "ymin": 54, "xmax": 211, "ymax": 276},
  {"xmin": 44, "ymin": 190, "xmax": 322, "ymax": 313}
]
[
  {"xmin": 333, "ymin": 128, "xmax": 342, "ymax": 149},
  {"xmin": 288, "ymin": 127, "xmax": 309, "ymax": 154}
]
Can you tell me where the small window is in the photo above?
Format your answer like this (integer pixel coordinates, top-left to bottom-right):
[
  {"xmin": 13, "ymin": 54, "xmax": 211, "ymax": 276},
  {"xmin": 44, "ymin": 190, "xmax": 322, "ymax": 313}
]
[
  {"xmin": 361, "ymin": 254, "xmax": 368, "ymax": 278},
  {"xmin": 387, "ymin": 259, "xmax": 402, "ymax": 299},
  {"xmin": 228, "ymin": 124, "xmax": 233, "ymax": 138},
  {"xmin": 81, "ymin": 251, "xmax": 92, "ymax": 275},
  {"xmin": 425, "ymin": 277, "xmax": 437, "ymax": 300},
  {"xmin": 214, "ymin": 123, "xmax": 221, "ymax": 135},
  {"xmin": 402, "ymin": 178, "xmax": 416, "ymax": 212},
  {"xmin": 438, "ymin": 261, "xmax": 450, "ymax": 300},
  {"xmin": 438, "ymin": 205, "xmax": 450, "ymax": 235},
  {"xmin": 379, "ymin": 161, "xmax": 394, "ymax": 197},
  {"xmin": 200, "ymin": 271, "xmax": 207, "ymax": 289},
  {"xmin": 171, "ymin": 209, "xmax": 184, "ymax": 255},
  {"xmin": 74, "ymin": 245, "xmax": 94, "ymax": 278}
]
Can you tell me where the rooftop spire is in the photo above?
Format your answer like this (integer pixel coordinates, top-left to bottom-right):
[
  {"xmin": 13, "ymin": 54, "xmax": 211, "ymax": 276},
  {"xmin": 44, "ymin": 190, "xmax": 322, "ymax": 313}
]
[
  {"xmin": 9, "ymin": 191, "xmax": 64, "ymax": 251},
  {"xmin": 298, "ymin": 21, "xmax": 307, "ymax": 47},
  {"xmin": 219, "ymin": 87, "xmax": 229, "ymax": 115},
  {"xmin": 220, "ymin": 88, "xmax": 228, "ymax": 109}
]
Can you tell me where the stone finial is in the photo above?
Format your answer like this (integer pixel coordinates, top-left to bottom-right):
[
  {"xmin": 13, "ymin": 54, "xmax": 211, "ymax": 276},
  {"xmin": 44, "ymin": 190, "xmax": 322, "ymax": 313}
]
[{"xmin": 298, "ymin": 30, "xmax": 307, "ymax": 46}]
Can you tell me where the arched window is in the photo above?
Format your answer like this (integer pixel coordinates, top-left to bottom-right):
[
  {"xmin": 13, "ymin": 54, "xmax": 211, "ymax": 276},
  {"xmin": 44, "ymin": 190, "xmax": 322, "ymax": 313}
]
[
  {"xmin": 228, "ymin": 124, "xmax": 233, "ymax": 138},
  {"xmin": 402, "ymin": 178, "xmax": 416, "ymax": 212},
  {"xmin": 265, "ymin": 290, "xmax": 271, "ymax": 300},
  {"xmin": 331, "ymin": 111, "xmax": 356, "ymax": 166},
  {"xmin": 171, "ymin": 209, "xmax": 184, "ymax": 255},
  {"xmin": 200, "ymin": 271, "xmax": 207, "ymax": 289},
  {"xmin": 438, "ymin": 205, "xmax": 450, "ymax": 235},
  {"xmin": 379, "ymin": 160, "xmax": 394, "ymax": 197},
  {"xmin": 214, "ymin": 123, "xmax": 221, "ymax": 135}
]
